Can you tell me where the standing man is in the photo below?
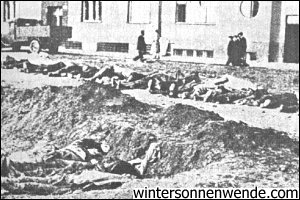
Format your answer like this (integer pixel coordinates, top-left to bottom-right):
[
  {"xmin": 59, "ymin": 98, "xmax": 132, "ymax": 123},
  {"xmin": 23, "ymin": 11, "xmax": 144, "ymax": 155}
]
[
  {"xmin": 225, "ymin": 36, "xmax": 234, "ymax": 66},
  {"xmin": 133, "ymin": 30, "xmax": 146, "ymax": 62},
  {"xmin": 238, "ymin": 32, "xmax": 249, "ymax": 66},
  {"xmin": 232, "ymin": 35, "xmax": 240, "ymax": 66}
]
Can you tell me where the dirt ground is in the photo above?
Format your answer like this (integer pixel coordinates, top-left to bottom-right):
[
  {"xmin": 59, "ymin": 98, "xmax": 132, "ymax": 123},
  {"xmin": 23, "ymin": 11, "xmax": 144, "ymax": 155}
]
[{"xmin": 1, "ymin": 52, "xmax": 299, "ymax": 199}]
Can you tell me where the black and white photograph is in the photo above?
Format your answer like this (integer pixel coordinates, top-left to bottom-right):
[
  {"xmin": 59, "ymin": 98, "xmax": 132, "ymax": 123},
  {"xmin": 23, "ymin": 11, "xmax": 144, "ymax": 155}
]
[{"xmin": 1, "ymin": 1, "xmax": 299, "ymax": 199}]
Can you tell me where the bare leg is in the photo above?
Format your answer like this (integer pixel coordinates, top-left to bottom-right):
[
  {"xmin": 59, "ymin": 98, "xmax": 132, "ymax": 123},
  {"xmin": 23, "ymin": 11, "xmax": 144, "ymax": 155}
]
[
  {"xmin": 169, "ymin": 83, "xmax": 176, "ymax": 97},
  {"xmin": 147, "ymin": 79, "xmax": 153, "ymax": 93},
  {"xmin": 214, "ymin": 76, "xmax": 229, "ymax": 85},
  {"xmin": 203, "ymin": 90, "xmax": 214, "ymax": 102}
]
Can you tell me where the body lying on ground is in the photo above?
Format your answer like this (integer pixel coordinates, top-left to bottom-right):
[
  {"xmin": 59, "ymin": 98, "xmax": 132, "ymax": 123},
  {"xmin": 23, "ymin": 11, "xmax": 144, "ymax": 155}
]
[
  {"xmin": 2, "ymin": 54, "xmax": 68, "ymax": 74},
  {"xmin": 1, "ymin": 138, "xmax": 161, "ymax": 178},
  {"xmin": 144, "ymin": 70, "xmax": 188, "ymax": 96},
  {"xmin": 1, "ymin": 55, "xmax": 298, "ymax": 113},
  {"xmin": 83, "ymin": 65, "xmax": 146, "ymax": 87},
  {"xmin": 114, "ymin": 70, "xmax": 178, "ymax": 91},
  {"xmin": 2, "ymin": 56, "xmax": 27, "ymax": 69},
  {"xmin": 1, "ymin": 138, "xmax": 161, "ymax": 194}
]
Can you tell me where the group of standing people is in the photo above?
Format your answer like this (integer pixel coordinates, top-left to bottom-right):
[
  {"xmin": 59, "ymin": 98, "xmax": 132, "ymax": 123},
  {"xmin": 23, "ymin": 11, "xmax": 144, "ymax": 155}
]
[
  {"xmin": 133, "ymin": 29, "xmax": 161, "ymax": 62},
  {"xmin": 134, "ymin": 30, "xmax": 249, "ymax": 67},
  {"xmin": 226, "ymin": 32, "xmax": 249, "ymax": 67}
]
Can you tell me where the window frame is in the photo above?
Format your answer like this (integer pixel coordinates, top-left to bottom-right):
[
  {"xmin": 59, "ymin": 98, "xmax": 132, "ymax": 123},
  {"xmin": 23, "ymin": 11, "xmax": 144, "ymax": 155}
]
[
  {"xmin": 3, "ymin": 1, "xmax": 15, "ymax": 22},
  {"xmin": 175, "ymin": 1, "xmax": 217, "ymax": 25},
  {"xmin": 127, "ymin": 1, "xmax": 151, "ymax": 24},
  {"xmin": 81, "ymin": 1, "xmax": 102, "ymax": 23},
  {"xmin": 175, "ymin": 3, "xmax": 186, "ymax": 23}
]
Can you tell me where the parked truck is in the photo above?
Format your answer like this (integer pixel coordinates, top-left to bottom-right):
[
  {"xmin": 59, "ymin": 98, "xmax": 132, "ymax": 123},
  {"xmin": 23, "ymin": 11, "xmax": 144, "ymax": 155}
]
[{"xmin": 1, "ymin": 18, "xmax": 72, "ymax": 53}]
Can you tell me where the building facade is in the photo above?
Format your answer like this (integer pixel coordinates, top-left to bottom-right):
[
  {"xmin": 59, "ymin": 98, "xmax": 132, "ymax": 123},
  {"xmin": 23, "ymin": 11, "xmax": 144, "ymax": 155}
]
[
  {"xmin": 1, "ymin": 1, "xmax": 41, "ymax": 37},
  {"xmin": 1, "ymin": 1, "xmax": 299, "ymax": 63}
]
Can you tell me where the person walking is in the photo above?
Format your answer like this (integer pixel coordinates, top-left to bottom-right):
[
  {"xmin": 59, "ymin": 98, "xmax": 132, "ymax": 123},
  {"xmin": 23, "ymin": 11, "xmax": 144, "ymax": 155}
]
[{"xmin": 133, "ymin": 30, "xmax": 147, "ymax": 62}]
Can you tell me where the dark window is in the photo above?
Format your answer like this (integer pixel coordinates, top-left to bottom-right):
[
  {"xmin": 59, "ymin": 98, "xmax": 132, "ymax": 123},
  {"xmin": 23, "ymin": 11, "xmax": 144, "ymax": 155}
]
[
  {"xmin": 13, "ymin": 1, "xmax": 15, "ymax": 18},
  {"xmin": 98, "ymin": 1, "xmax": 102, "ymax": 21},
  {"xmin": 176, "ymin": 4, "xmax": 186, "ymax": 22},
  {"xmin": 206, "ymin": 51, "xmax": 214, "ymax": 58},
  {"xmin": 3, "ymin": 1, "xmax": 10, "ymax": 22},
  {"xmin": 196, "ymin": 50, "xmax": 204, "ymax": 57},
  {"xmin": 3, "ymin": 1, "xmax": 7, "ymax": 22},
  {"xmin": 174, "ymin": 49, "xmax": 183, "ymax": 56},
  {"xmin": 187, "ymin": 50, "xmax": 194, "ymax": 57},
  {"xmin": 97, "ymin": 43, "xmax": 129, "ymax": 53},
  {"xmin": 84, "ymin": 1, "xmax": 89, "ymax": 20},
  {"xmin": 249, "ymin": 52, "xmax": 257, "ymax": 60},
  {"xmin": 3, "ymin": 1, "xmax": 15, "ymax": 22},
  {"xmin": 93, "ymin": 1, "xmax": 96, "ymax": 20},
  {"xmin": 82, "ymin": 1, "xmax": 102, "ymax": 21},
  {"xmin": 64, "ymin": 41, "xmax": 82, "ymax": 50},
  {"xmin": 7, "ymin": 1, "xmax": 10, "ymax": 20}
]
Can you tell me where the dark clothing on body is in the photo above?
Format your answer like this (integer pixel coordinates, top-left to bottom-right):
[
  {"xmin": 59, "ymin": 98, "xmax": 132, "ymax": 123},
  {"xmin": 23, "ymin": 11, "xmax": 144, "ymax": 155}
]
[
  {"xmin": 232, "ymin": 41, "xmax": 240, "ymax": 66},
  {"xmin": 134, "ymin": 35, "xmax": 146, "ymax": 61},
  {"xmin": 239, "ymin": 37, "xmax": 247, "ymax": 53},
  {"xmin": 226, "ymin": 40, "xmax": 234, "ymax": 66},
  {"xmin": 137, "ymin": 35, "xmax": 146, "ymax": 52},
  {"xmin": 239, "ymin": 37, "xmax": 247, "ymax": 66},
  {"xmin": 133, "ymin": 51, "xmax": 145, "ymax": 62}
]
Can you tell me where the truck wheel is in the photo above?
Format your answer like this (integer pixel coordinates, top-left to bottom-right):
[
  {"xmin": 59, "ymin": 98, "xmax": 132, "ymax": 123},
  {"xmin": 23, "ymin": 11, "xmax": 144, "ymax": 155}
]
[
  {"xmin": 1, "ymin": 38, "xmax": 11, "ymax": 49},
  {"xmin": 29, "ymin": 39, "xmax": 41, "ymax": 53},
  {"xmin": 1, "ymin": 40, "xmax": 7, "ymax": 49}
]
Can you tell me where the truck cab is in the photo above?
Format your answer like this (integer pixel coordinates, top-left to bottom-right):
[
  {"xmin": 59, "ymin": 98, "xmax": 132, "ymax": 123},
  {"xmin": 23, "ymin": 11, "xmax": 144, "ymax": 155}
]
[{"xmin": 1, "ymin": 1, "xmax": 72, "ymax": 54}]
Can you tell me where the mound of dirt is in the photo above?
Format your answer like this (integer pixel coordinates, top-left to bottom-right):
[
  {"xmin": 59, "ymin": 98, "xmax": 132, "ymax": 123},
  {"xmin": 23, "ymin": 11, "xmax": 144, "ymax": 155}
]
[
  {"xmin": 158, "ymin": 103, "xmax": 224, "ymax": 130},
  {"xmin": 145, "ymin": 104, "xmax": 299, "ymax": 177},
  {"xmin": 1, "ymin": 83, "xmax": 157, "ymax": 153}
]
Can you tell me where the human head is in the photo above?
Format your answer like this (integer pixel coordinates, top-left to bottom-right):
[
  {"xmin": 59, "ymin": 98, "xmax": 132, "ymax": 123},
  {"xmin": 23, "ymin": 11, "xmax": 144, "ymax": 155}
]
[
  {"xmin": 141, "ymin": 30, "xmax": 145, "ymax": 36},
  {"xmin": 100, "ymin": 140, "xmax": 110, "ymax": 154},
  {"xmin": 238, "ymin": 32, "xmax": 243, "ymax": 38}
]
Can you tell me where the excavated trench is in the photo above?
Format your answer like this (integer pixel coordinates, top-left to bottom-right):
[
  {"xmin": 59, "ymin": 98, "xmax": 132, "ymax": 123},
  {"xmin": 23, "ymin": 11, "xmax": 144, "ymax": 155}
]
[{"xmin": 1, "ymin": 82, "xmax": 299, "ymax": 195}]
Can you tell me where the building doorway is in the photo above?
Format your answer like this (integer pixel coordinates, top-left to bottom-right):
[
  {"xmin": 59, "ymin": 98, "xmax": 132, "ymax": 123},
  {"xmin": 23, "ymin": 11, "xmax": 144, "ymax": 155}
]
[
  {"xmin": 47, "ymin": 6, "xmax": 63, "ymax": 26},
  {"xmin": 284, "ymin": 15, "xmax": 299, "ymax": 63}
]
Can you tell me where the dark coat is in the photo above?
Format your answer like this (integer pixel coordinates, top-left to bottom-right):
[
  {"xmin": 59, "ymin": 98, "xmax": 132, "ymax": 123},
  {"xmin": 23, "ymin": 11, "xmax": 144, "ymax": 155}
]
[
  {"xmin": 239, "ymin": 37, "xmax": 247, "ymax": 53},
  {"xmin": 137, "ymin": 35, "xmax": 146, "ymax": 52},
  {"xmin": 227, "ymin": 40, "xmax": 234, "ymax": 56},
  {"xmin": 232, "ymin": 40, "xmax": 240, "ymax": 65}
]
